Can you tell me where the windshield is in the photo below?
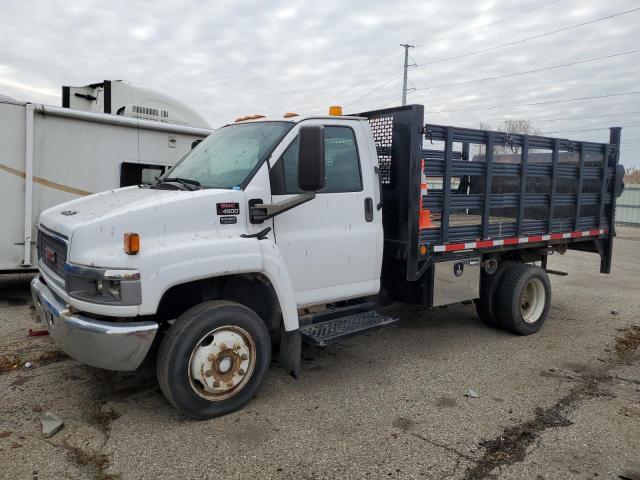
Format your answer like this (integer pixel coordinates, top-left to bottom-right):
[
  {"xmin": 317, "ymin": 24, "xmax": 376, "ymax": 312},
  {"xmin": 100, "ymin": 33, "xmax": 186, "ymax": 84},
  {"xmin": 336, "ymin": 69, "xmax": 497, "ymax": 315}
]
[{"xmin": 162, "ymin": 121, "xmax": 292, "ymax": 189}]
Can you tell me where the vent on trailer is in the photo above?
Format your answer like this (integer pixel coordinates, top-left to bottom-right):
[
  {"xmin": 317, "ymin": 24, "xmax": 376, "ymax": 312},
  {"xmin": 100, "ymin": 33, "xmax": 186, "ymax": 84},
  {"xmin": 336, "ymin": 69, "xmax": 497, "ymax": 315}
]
[
  {"xmin": 120, "ymin": 104, "xmax": 172, "ymax": 122},
  {"xmin": 61, "ymin": 80, "xmax": 210, "ymax": 129}
]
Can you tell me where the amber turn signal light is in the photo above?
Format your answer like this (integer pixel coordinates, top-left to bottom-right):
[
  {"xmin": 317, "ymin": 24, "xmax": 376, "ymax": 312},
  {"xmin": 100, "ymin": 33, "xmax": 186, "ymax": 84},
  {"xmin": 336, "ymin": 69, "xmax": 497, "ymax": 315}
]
[{"xmin": 124, "ymin": 233, "xmax": 140, "ymax": 255}]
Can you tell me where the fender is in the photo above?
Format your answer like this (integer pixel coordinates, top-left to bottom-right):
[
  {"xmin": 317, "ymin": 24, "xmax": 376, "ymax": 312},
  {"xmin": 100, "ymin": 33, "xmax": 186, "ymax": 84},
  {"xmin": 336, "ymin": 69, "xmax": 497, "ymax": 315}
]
[
  {"xmin": 139, "ymin": 236, "xmax": 263, "ymax": 315},
  {"xmin": 139, "ymin": 237, "xmax": 299, "ymax": 331},
  {"xmin": 258, "ymin": 239, "xmax": 299, "ymax": 331}
]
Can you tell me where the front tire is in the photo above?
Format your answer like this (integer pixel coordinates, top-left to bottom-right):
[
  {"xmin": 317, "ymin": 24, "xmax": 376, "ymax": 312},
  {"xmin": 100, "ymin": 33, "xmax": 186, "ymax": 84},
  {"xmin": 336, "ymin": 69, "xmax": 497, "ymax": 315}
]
[
  {"xmin": 496, "ymin": 264, "xmax": 551, "ymax": 335},
  {"xmin": 156, "ymin": 300, "xmax": 271, "ymax": 419}
]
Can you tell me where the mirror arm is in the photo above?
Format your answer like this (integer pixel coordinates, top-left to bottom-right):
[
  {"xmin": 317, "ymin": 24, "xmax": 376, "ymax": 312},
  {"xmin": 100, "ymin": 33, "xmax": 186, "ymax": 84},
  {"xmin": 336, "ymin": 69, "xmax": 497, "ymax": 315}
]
[{"xmin": 249, "ymin": 192, "xmax": 316, "ymax": 224}]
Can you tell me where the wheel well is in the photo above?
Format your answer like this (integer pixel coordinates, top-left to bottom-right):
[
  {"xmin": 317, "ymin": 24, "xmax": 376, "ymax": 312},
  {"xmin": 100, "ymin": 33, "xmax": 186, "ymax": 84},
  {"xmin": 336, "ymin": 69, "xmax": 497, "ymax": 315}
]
[{"xmin": 153, "ymin": 274, "xmax": 282, "ymax": 334}]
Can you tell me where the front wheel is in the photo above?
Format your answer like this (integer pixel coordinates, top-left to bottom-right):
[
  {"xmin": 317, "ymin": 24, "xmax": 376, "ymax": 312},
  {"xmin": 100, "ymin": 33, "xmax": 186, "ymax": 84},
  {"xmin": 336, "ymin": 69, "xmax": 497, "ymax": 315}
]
[
  {"xmin": 156, "ymin": 300, "xmax": 271, "ymax": 419},
  {"xmin": 496, "ymin": 264, "xmax": 551, "ymax": 335}
]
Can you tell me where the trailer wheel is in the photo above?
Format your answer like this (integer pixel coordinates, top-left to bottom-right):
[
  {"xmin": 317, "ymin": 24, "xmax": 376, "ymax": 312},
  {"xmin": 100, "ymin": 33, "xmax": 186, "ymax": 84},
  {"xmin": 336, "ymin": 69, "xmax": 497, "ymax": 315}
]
[
  {"xmin": 475, "ymin": 260, "xmax": 516, "ymax": 328},
  {"xmin": 156, "ymin": 300, "xmax": 271, "ymax": 419},
  {"xmin": 496, "ymin": 264, "xmax": 551, "ymax": 335}
]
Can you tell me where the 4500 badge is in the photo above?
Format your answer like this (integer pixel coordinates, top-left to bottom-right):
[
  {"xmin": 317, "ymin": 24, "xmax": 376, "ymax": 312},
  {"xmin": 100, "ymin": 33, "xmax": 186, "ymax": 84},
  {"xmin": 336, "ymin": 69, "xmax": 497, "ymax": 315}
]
[{"xmin": 217, "ymin": 202, "xmax": 239, "ymax": 225}]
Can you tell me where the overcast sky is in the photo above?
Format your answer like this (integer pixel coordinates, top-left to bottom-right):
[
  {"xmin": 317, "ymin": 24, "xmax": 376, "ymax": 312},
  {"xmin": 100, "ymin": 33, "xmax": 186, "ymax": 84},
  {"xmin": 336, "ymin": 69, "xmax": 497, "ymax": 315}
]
[{"xmin": 1, "ymin": 0, "xmax": 639, "ymax": 167}]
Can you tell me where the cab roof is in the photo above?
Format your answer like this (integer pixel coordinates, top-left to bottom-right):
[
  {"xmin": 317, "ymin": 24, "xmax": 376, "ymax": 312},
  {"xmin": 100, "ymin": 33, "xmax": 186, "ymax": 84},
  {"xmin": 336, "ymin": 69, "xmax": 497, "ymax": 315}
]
[{"xmin": 226, "ymin": 114, "xmax": 365, "ymax": 127}]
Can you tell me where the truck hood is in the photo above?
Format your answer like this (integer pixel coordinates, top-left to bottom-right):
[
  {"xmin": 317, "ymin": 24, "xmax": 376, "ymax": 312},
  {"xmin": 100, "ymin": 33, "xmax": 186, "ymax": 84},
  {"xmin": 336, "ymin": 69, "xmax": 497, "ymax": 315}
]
[
  {"xmin": 38, "ymin": 186, "xmax": 249, "ymax": 267},
  {"xmin": 40, "ymin": 187, "xmax": 178, "ymax": 238}
]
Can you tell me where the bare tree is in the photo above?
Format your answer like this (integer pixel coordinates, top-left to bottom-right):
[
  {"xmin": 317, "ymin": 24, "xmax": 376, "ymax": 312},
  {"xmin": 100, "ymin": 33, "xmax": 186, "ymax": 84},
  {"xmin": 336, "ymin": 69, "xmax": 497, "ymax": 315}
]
[{"xmin": 477, "ymin": 119, "xmax": 541, "ymax": 155}]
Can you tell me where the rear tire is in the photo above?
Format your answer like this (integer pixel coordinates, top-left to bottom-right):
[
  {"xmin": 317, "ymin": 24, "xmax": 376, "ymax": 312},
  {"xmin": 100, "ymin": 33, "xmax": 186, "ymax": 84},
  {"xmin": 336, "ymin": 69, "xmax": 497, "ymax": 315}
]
[
  {"xmin": 475, "ymin": 260, "xmax": 516, "ymax": 328},
  {"xmin": 496, "ymin": 264, "xmax": 551, "ymax": 335},
  {"xmin": 156, "ymin": 300, "xmax": 271, "ymax": 419}
]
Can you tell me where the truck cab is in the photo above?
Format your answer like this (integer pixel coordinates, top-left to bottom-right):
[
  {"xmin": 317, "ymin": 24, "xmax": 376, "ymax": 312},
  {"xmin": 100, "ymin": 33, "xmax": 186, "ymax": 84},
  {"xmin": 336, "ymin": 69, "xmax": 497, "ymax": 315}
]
[
  {"xmin": 31, "ymin": 110, "xmax": 387, "ymax": 419},
  {"xmin": 31, "ymin": 105, "xmax": 623, "ymax": 419}
]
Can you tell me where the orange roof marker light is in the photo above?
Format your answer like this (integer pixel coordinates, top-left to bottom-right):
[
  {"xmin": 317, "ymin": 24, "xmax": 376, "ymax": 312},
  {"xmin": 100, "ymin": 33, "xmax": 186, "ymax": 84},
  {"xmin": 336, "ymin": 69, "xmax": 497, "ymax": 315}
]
[
  {"xmin": 328, "ymin": 106, "xmax": 343, "ymax": 116},
  {"xmin": 283, "ymin": 112, "xmax": 299, "ymax": 118},
  {"xmin": 234, "ymin": 114, "xmax": 266, "ymax": 122}
]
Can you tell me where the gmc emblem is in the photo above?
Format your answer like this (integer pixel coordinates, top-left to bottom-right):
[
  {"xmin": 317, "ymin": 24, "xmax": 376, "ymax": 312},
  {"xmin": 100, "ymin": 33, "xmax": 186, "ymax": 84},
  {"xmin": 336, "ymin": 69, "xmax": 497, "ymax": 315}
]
[{"xmin": 43, "ymin": 246, "xmax": 56, "ymax": 264}]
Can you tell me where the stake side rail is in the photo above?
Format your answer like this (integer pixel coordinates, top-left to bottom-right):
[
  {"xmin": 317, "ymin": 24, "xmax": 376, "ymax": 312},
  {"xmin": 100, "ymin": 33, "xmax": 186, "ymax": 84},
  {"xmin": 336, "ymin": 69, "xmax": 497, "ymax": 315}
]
[{"xmin": 419, "ymin": 124, "xmax": 618, "ymax": 261}]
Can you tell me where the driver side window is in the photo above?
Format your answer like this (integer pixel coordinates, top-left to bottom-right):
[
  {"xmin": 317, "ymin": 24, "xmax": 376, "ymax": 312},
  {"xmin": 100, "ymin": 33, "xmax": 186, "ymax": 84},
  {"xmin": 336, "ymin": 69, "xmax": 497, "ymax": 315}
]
[{"xmin": 270, "ymin": 126, "xmax": 362, "ymax": 194}]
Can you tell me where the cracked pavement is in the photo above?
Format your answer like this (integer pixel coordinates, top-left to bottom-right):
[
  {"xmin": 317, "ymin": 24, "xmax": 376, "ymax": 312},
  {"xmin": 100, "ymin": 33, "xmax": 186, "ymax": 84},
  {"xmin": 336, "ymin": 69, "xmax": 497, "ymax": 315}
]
[{"xmin": 1, "ymin": 226, "xmax": 639, "ymax": 479}]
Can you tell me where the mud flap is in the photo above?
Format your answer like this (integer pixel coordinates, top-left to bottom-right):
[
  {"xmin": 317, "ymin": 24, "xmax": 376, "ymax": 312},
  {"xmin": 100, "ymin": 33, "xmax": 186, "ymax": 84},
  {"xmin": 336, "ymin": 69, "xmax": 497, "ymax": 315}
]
[{"xmin": 279, "ymin": 329, "xmax": 301, "ymax": 379}]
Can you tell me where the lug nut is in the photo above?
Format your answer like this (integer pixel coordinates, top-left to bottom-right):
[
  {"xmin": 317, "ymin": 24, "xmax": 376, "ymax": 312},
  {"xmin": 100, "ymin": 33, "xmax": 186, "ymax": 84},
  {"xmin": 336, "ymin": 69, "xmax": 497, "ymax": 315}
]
[
  {"xmin": 238, "ymin": 369, "xmax": 245, "ymax": 376},
  {"xmin": 240, "ymin": 353, "xmax": 248, "ymax": 360},
  {"xmin": 213, "ymin": 380, "xmax": 220, "ymax": 388}
]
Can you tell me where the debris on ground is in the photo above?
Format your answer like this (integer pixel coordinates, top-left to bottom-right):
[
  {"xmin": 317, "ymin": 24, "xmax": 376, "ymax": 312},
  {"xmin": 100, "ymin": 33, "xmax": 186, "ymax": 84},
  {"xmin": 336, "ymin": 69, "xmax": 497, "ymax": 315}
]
[
  {"xmin": 464, "ymin": 389, "xmax": 480, "ymax": 398},
  {"xmin": 0, "ymin": 354, "xmax": 22, "ymax": 372},
  {"xmin": 24, "ymin": 362, "xmax": 32, "ymax": 369},
  {"xmin": 41, "ymin": 412, "xmax": 64, "ymax": 438},
  {"xmin": 611, "ymin": 309, "xmax": 620, "ymax": 315},
  {"xmin": 28, "ymin": 328, "xmax": 49, "ymax": 337}
]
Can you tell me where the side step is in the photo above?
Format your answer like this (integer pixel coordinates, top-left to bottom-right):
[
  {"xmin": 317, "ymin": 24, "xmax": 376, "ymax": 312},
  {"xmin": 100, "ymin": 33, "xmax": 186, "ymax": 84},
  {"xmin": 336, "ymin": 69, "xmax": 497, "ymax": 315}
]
[{"xmin": 299, "ymin": 311, "xmax": 399, "ymax": 347}]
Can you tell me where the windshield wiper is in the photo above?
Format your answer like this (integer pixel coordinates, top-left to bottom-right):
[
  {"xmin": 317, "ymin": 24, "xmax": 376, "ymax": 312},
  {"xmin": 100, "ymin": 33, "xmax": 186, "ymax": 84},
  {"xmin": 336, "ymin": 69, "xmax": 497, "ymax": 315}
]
[{"xmin": 156, "ymin": 177, "xmax": 201, "ymax": 191}]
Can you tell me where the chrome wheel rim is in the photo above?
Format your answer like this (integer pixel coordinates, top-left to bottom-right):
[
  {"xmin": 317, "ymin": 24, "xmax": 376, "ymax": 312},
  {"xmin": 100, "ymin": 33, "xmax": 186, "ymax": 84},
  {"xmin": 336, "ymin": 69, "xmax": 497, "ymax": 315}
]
[
  {"xmin": 520, "ymin": 278, "xmax": 545, "ymax": 324},
  {"xmin": 188, "ymin": 325, "xmax": 256, "ymax": 401}
]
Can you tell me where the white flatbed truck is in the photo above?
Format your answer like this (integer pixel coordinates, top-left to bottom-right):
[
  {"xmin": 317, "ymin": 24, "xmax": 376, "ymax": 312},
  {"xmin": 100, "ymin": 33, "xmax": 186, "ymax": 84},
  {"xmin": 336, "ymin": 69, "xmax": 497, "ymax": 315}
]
[{"xmin": 30, "ymin": 105, "xmax": 625, "ymax": 419}]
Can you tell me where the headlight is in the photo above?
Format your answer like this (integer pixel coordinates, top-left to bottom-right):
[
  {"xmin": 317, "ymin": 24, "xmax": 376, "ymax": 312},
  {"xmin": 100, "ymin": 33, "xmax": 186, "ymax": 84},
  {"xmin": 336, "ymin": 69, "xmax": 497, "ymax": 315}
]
[
  {"xmin": 64, "ymin": 264, "xmax": 140, "ymax": 306},
  {"xmin": 94, "ymin": 279, "xmax": 121, "ymax": 301}
]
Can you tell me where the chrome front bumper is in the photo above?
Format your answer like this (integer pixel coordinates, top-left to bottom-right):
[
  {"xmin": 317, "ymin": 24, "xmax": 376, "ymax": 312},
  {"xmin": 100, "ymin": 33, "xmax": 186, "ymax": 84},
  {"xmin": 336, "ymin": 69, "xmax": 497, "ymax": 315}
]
[{"xmin": 31, "ymin": 276, "xmax": 158, "ymax": 371}]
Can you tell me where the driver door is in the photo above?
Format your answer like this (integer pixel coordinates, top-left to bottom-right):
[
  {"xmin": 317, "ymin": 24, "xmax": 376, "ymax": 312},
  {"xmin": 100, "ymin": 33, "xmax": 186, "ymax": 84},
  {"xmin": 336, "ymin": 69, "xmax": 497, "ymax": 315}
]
[{"xmin": 268, "ymin": 119, "xmax": 382, "ymax": 307}]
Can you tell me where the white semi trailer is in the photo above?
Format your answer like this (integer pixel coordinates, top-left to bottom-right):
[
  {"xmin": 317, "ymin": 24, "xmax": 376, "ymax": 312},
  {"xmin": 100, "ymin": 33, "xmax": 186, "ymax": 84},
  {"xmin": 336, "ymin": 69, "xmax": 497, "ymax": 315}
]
[{"xmin": 0, "ymin": 80, "xmax": 212, "ymax": 272}]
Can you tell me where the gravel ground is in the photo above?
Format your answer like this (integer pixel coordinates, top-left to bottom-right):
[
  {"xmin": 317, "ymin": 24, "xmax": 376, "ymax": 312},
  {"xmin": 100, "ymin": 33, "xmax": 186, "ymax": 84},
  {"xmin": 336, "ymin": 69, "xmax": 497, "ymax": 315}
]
[{"xmin": 0, "ymin": 227, "xmax": 639, "ymax": 480}]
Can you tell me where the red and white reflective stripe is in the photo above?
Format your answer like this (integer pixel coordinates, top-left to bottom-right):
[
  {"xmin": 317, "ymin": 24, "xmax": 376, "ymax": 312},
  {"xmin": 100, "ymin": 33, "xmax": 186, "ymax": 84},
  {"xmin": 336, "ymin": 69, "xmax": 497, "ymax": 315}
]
[{"xmin": 432, "ymin": 228, "xmax": 607, "ymax": 253}]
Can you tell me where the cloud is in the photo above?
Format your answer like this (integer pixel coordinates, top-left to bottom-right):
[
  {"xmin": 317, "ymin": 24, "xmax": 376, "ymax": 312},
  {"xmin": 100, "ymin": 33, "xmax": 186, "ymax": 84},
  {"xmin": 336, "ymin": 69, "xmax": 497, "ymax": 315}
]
[
  {"xmin": 0, "ymin": 0, "xmax": 638, "ymax": 166},
  {"xmin": 276, "ymin": 8, "xmax": 297, "ymax": 19}
]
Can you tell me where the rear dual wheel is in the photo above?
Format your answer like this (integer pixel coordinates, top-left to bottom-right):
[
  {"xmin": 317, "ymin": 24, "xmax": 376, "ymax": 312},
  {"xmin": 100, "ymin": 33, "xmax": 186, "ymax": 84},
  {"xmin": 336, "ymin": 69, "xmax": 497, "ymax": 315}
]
[
  {"xmin": 497, "ymin": 264, "xmax": 551, "ymax": 335},
  {"xmin": 477, "ymin": 262, "xmax": 551, "ymax": 335},
  {"xmin": 475, "ymin": 261, "xmax": 516, "ymax": 328}
]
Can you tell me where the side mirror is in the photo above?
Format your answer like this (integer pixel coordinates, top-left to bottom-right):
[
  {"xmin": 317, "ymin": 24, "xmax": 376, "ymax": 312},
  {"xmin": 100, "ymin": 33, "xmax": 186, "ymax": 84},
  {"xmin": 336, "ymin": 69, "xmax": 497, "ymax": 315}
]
[{"xmin": 298, "ymin": 125, "xmax": 325, "ymax": 191}]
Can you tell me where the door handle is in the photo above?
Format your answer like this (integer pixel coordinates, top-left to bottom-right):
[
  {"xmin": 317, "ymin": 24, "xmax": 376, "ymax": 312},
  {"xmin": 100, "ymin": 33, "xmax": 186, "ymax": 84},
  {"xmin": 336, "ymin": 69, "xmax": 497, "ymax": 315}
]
[{"xmin": 364, "ymin": 197, "xmax": 374, "ymax": 222}]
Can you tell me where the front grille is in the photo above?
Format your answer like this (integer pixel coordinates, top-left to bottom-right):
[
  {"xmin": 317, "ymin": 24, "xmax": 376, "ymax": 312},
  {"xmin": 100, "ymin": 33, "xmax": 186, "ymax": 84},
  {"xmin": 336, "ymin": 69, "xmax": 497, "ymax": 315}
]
[{"xmin": 37, "ymin": 229, "xmax": 67, "ymax": 278}]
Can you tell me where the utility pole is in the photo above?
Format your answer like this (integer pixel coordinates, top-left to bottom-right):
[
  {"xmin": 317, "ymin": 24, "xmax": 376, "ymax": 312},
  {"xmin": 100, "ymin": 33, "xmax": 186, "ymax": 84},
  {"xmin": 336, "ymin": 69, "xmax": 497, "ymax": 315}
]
[{"xmin": 400, "ymin": 43, "xmax": 414, "ymax": 106}]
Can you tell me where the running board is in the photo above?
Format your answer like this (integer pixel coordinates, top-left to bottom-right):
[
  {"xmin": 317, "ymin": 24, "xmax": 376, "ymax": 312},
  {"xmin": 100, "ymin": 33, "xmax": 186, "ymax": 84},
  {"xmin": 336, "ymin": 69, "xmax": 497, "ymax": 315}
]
[{"xmin": 299, "ymin": 311, "xmax": 398, "ymax": 347}]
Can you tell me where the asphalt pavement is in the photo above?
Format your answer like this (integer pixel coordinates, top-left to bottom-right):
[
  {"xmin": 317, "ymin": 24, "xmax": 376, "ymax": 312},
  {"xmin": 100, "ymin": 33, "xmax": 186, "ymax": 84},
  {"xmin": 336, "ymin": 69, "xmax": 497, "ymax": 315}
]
[{"xmin": 1, "ymin": 227, "xmax": 639, "ymax": 480}]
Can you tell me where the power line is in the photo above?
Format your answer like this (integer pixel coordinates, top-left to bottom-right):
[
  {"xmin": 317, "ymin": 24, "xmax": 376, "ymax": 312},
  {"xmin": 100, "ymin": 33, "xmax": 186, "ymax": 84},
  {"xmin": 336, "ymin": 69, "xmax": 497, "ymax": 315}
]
[
  {"xmin": 345, "ymin": 72, "xmax": 404, "ymax": 108},
  {"xmin": 425, "ymin": 91, "xmax": 640, "ymax": 113},
  {"xmin": 543, "ymin": 124, "xmax": 640, "ymax": 134},
  {"xmin": 342, "ymin": 0, "xmax": 518, "ymax": 105},
  {"xmin": 334, "ymin": 53, "xmax": 402, "ymax": 101},
  {"xmin": 530, "ymin": 111, "xmax": 640, "ymax": 123},
  {"xmin": 414, "ymin": 7, "xmax": 640, "ymax": 67},
  {"xmin": 474, "ymin": 111, "xmax": 640, "ymax": 126},
  {"xmin": 410, "ymin": 0, "xmax": 519, "ymax": 45},
  {"xmin": 365, "ymin": 0, "xmax": 520, "ymax": 72},
  {"xmin": 344, "ymin": 0, "xmax": 565, "ymax": 110},
  {"xmin": 414, "ymin": 0, "xmax": 565, "ymax": 48},
  {"xmin": 413, "ymin": 49, "xmax": 640, "ymax": 91}
]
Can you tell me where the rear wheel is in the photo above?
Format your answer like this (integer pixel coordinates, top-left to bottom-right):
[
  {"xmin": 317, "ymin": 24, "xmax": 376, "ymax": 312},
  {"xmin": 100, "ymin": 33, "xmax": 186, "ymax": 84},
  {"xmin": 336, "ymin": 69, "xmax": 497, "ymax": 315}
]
[
  {"xmin": 496, "ymin": 264, "xmax": 551, "ymax": 335},
  {"xmin": 475, "ymin": 260, "xmax": 516, "ymax": 328},
  {"xmin": 156, "ymin": 300, "xmax": 271, "ymax": 419}
]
